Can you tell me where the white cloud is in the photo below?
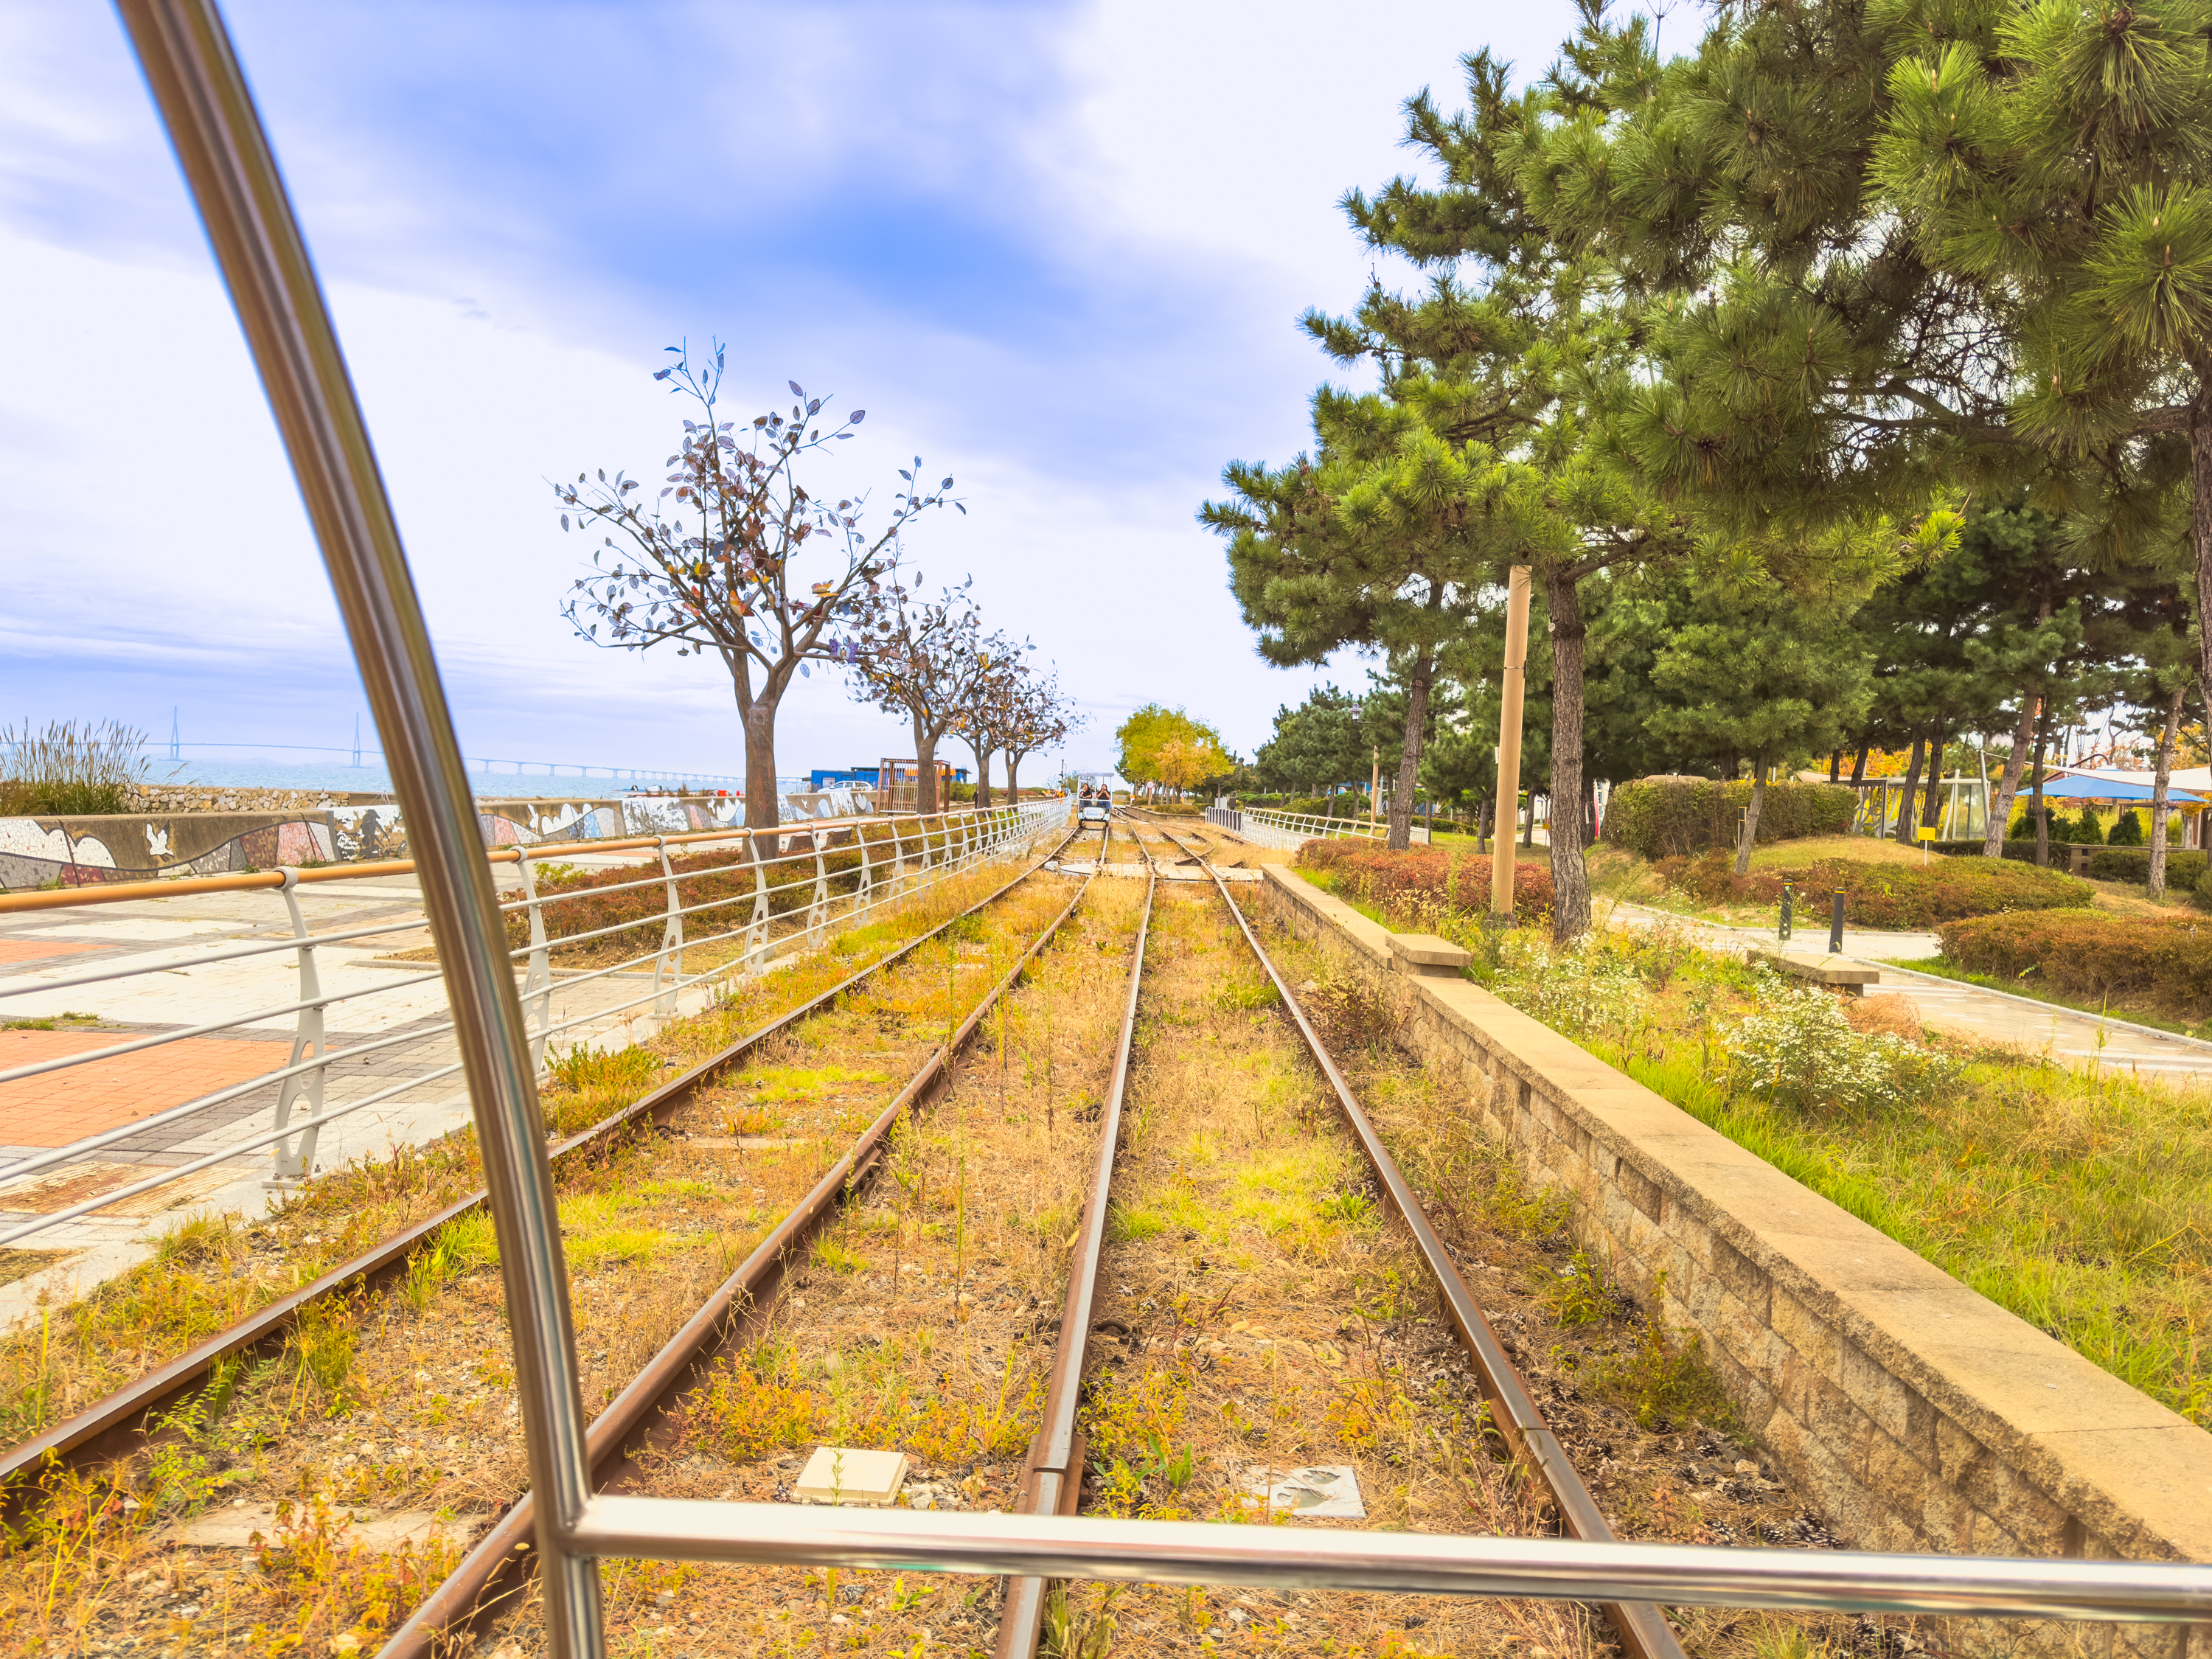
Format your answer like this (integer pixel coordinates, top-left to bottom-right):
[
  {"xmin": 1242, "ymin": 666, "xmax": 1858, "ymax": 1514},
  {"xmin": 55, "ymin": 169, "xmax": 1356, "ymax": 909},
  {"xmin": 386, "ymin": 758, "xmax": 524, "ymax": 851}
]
[{"xmin": 0, "ymin": 0, "xmax": 1589, "ymax": 778}]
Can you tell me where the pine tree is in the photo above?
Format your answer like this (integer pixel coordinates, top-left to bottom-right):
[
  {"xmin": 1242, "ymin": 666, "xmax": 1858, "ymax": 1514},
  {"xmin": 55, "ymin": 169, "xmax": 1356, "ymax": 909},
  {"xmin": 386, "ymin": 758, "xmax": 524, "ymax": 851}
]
[
  {"xmin": 1527, "ymin": 0, "xmax": 2212, "ymax": 695},
  {"xmin": 1279, "ymin": 52, "xmax": 1688, "ymax": 933},
  {"xmin": 1646, "ymin": 579, "xmax": 1874, "ymax": 873}
]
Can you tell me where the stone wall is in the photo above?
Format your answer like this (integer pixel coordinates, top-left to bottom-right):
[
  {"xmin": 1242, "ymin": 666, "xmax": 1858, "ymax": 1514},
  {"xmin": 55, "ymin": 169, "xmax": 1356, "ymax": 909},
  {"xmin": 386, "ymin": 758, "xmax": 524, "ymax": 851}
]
[
  {"xmin": 122, "ymin": 784, "xmax": 392, "ymax": 814},
  {"xmin": 1260, "ymin": 866, "xmax": 2212, "ymax": 1659}
]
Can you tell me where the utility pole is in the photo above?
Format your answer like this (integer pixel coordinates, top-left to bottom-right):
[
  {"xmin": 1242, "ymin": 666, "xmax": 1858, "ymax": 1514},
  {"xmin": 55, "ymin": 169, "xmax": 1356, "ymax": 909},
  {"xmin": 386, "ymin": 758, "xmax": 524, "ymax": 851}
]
[{"xmin": 1490, "ymin": 566, "xmax": 1532, "ymax": 921}]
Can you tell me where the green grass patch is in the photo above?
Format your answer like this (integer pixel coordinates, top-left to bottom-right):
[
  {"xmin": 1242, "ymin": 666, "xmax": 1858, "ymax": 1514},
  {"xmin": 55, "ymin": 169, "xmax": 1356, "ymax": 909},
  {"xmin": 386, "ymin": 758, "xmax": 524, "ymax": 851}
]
[{"xmin": 1340, "ymin": 888, "xmax": 2212, "ymax": 1427}]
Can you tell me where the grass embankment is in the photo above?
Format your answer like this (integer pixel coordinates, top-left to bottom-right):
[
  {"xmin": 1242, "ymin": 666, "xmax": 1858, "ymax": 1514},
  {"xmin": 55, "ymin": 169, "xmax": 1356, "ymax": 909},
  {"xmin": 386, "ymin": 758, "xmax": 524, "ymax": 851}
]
[
  {"xmin": 0, "ymin": 855, "xmax": 1063, "ymax": 1655},
  {"xmin": 1299, "ymin": 858, "xmax": 2212, "ymax": 1431}
]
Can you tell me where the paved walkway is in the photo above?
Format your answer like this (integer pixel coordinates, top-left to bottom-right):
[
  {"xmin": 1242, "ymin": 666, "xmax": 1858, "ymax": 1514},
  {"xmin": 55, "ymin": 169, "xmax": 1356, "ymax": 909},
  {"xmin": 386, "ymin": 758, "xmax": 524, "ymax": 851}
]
[
  {"xmin": 0, "ymin": 845, "xmax": 759, "ymax": 1327},
  {"xmin": 1602, "ymin": 899, "xmax": 2212, "ymax": 1081}
]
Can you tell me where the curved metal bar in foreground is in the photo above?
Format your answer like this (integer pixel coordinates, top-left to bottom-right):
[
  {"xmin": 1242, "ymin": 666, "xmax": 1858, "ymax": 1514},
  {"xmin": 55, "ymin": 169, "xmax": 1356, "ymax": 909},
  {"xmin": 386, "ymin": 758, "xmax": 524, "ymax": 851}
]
[{"xmin": 565, "ymin": 1498, "xmax": 2212, "ymax": 1621}]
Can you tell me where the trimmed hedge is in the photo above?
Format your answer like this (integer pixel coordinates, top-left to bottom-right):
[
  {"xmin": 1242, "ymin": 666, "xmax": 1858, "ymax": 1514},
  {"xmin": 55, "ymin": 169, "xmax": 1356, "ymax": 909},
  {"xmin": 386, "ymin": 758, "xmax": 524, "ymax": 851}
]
[
  {"xmin": 1605, "ymin": 776, "xmax": 1858, "ymax": 859},
  {"xmin": 1933, "ymin": 841, "xmax": 2208, "ymax": 889},
  {"xmin": 1655, "ymin": 851, "xmax": 2093, "ymax": 928},
  {"xmin": 1296, "ymin": 838, "xmax": 1553, "ymax": 922},
  {"xmin": 2084, "ymin": 847, "xmax": 2210, "ymax": 888},
  {"xmin": 1936, "ymin": 911, "xmax": 2212, "ymax": 1018}
]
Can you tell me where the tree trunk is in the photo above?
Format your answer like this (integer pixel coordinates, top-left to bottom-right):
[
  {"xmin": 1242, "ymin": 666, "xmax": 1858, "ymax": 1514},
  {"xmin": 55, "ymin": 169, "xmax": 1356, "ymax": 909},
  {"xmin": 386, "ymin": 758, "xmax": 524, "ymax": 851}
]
[
  {"xmin": 2029, "ymin": 700, "xmax": 2053, "ymax": 868},
  {"xmin": 1893, "ymin": 734, "xmax": 1926, "ymax": 846},
  {"xmin": 1005, "ymin": 749, "xmax": 1025, "ymax": 801},
  {"xmin": 2150, "ymin": 681, "xmax": 2185, "ymax": 900},
  {"xmin": 2199, "ymin": 375, "xmax": 2212, "ymax": 708},
  {"xmin": 1919, "ymin": 723, "xmax": 1950, "ymax": 838},
  {"xmin": 1736, "ymin": 748, "xmax": 1770, "ymax": 876},
  {"xmin": 1475, "ymin": 795, "xmax": 1490, "ymax": 855},
  {"xmin": 1848, "ymin": 744, "xmax": 1870, "ymax": 784},
  {"xmin": 912, "ymin": 714, "xmax": 939, "ymax": 815},
  {"xmin": 1545, "ymin": 568, "xmax": 1592, "ymax": 941},
  {"xmin": 967, "ymin": 738, "xmax": 995, "ymax": 810},
  {"xmin": 1386, "ymin": 649, "xmax": 1433, "ymax": 852},
  {"xmin": 1983, "ymin": 693, "xmax": 2037, "ymax": 857},
  {"xmin": 742, "ymin": 689, "xmax": 782, "ymax": 831},
  {"xmin": 1829, "ymin": 751, "xmax": 1840, "ymax": 783}
]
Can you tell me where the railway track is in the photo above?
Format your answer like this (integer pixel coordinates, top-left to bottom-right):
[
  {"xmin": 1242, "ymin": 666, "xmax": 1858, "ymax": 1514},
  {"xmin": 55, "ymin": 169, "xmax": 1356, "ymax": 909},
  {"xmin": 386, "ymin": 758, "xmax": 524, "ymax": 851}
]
[
  {"xmin": 0, "ymin": 819, "xmax": 1103, "ymax": 1641},
  {"xmin": 7, "ymin": 808, "xmax": 1826, "ymax": 1658}
]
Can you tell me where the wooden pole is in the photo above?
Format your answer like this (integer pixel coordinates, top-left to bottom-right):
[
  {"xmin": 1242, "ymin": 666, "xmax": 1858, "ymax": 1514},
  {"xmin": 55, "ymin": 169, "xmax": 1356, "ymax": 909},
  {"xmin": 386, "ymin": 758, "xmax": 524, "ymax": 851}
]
[
  {"xmin": 1369, "ymin": 745, "xmax": 1380, "ymax": 827},
  {"xmin": 1491, "ymin": 566, "xmax": 1532, "ymax": 920}
]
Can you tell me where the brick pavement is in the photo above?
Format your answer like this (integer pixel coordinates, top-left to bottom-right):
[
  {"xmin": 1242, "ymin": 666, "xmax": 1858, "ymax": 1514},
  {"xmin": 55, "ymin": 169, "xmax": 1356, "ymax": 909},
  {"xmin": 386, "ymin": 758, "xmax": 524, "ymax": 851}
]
[
  {"xmin": 0, "ymin": 939, "xmax": 106, "ymax": 964},
  {"xmin": 0, "ymin": 1028, "xmax": 296, "ymax": 1147}
]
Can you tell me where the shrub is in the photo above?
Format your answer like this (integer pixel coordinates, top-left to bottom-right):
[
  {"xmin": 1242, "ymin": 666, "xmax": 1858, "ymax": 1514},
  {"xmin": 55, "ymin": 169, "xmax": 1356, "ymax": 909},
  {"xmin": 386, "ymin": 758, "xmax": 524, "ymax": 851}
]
[
  {"xmin": 0, "ymin": 720, "xmax": 148, "ymax": 817},
  {"xmin": 1493, "ymin": 933, "xmax": 1646, "ymax": 1035},
  {"xmin": 2082, "ymin": 846, "xmax": 2208, "ymax": 888},
  {"xmin": 1654, "ymin": 851, "xmax": 2091, "ymax": 927},
  {"xmin": 2110, "ymin": 809, "xmax": 2146, "ymax": 846},
  {"xmin": 1295, "ymin": 839, "xmax": 1553, "ymax": 922},
  {"xmin": 1937, "ymin": 910, "xmax": 2212, "ymax": 1018},
  {"xmin": 1723, "ymin": 975, "xmax": 1959, "ymax": 1113},
  {"xmin": 1604, "ymin": 776, "xmax": 1857, "ymax": 858}
]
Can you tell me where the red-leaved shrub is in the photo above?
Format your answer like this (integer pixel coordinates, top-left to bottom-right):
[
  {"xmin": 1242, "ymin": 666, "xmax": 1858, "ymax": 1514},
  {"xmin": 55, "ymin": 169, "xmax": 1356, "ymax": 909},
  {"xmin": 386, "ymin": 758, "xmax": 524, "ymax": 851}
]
[
  {"xmin": 1936, "ymin": 911, "xmax": 2212, "ymax": 1018},
  {"xmin": 1295, "ymin": 839, "xmax": 1554, "ymax": 922}
]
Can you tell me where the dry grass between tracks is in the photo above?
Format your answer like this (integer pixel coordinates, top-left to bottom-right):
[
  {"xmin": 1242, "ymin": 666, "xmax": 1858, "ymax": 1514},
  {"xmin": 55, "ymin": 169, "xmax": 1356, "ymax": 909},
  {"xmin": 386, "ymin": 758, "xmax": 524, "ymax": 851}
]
[
  {"xmin": 0, "ymin": 854, "xmax": 1071, "ymax": 1657},
  {"xmin": 0, "ymin": 848, "xmax": 1048, "ymax": 1454},
  {"xmin": 1037, "ymin": 874, "xmax": 1615, "ymax": 1659},
  {"xmin": 473, "ymin": 873, "xmax": 1147, "ymax": 1658}
]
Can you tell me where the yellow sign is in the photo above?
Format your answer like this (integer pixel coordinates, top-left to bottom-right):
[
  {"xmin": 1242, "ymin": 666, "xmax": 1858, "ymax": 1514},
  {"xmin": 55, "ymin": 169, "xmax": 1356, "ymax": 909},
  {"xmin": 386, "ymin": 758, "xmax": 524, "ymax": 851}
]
[{"xmin": 1916, "ymin": 826, "xmax": 1939, "ymax": 843}]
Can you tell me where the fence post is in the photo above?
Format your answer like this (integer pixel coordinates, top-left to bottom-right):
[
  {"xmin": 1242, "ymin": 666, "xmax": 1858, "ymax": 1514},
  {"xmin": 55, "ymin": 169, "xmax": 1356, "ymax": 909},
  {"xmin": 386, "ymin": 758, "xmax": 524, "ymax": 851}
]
[
  {"xmin": 855, "ymin": 822, "xmax": 875, "ymax": 923},
  {"xmin": 652, "ymin": 836, "xmax": 684, "ymax": 1014},
  {"xmin": 744, "ymin": 830, "xmax": 771, "ymax": 973},
  {"xmin": 807, "ymin": 831, "xmax": 830, "ymax": 948},
  {"xmin": 517, "ymin": 843, "xmax": 553, "ymax": 1073},
  {"xmin": 266, "ymin": 867, "xmax": 327, "ymax": 1186}
]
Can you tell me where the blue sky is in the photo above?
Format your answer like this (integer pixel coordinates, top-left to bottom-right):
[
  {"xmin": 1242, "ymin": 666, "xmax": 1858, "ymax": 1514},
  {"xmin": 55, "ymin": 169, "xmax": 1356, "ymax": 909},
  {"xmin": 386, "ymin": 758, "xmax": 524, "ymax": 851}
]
[{"xmin": 1, "ymin": 0, "xmax": 1587, "ymax": 783}]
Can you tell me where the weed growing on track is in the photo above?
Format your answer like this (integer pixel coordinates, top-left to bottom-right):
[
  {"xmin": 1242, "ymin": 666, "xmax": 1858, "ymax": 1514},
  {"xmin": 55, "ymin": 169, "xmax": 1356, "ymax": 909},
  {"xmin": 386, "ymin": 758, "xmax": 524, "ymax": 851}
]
[
  {"xmin": 1052, "ymin": 875, "xmax": 1609, "ymax": 1659},
  {"xmin": 445, "ymin": 874, "xmax": 1154, "ymax": 1659}
]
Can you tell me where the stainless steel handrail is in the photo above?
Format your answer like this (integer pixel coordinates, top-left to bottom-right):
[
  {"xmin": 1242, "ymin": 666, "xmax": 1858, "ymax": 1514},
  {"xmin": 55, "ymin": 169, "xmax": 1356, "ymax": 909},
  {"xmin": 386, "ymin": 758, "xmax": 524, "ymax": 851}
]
[{"xmin": 117, "ymin": 4, "xmax": 602, "ymax": 1649}]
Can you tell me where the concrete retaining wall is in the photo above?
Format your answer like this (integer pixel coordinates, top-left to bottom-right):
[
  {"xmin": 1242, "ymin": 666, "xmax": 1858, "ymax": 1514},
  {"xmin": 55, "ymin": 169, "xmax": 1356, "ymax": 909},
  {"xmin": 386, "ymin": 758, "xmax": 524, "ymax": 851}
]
[{"xmin": 1260, "ymin": 865, "xmax": 2212, "ymax": 1659}]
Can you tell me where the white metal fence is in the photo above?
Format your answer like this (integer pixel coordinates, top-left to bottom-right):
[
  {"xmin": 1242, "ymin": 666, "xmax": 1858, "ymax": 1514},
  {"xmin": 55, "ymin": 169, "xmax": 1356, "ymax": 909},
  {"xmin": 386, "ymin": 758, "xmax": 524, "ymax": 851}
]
[
  {"xmin": 0, "ymin": 802, "xmax": 1062, "ymax": 1253},
  {"xmin": 1211, "ymin": 805, "xmax": 1430, "ymax": 849}
]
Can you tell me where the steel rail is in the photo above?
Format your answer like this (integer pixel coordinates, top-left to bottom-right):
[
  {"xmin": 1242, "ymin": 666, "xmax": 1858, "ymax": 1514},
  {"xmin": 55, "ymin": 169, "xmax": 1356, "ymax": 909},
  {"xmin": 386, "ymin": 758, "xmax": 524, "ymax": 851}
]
[
  {"xmin": 379, "ymin": 864, "xmax": 1102, "ymax": 1659},
  {"xmin": 484, "ymin": 821, "xmax": 2212, "ymax": 1626},
  {"xmin": 0, "ymin": 828, "xmax": 1079, "ymax": 1494},
  {"xmin": 995, "ymin": 856, "xmax": 1155, "ymax": 1658},
  {"xmin": 1150, "ymin": 819, "xmax": 1686, "ymax": 1659},
  {"xmin": 0, "ymin": 809, "xmax": 1025, "ymax": 917}
]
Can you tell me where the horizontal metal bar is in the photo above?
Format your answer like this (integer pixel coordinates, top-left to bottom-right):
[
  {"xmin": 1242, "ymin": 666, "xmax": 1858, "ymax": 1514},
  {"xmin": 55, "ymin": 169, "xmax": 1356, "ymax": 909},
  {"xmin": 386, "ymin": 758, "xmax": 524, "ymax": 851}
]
[
  {"xmin": 0, "ymin": 807, "xmax": 1034, "ymax": 916},
  {"xmin": 0, "ymin": 824, "xmax": 1053, "ymax": 1234},
  {"xmin": 565, "ymin": 1500, "xmax": 2212, "ymax": 1622}
]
